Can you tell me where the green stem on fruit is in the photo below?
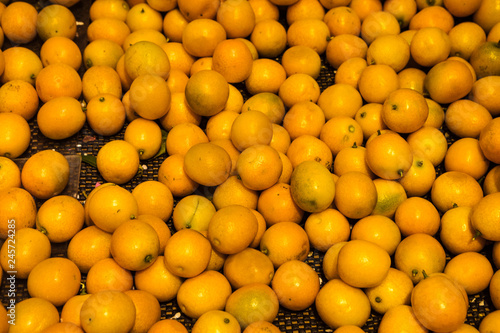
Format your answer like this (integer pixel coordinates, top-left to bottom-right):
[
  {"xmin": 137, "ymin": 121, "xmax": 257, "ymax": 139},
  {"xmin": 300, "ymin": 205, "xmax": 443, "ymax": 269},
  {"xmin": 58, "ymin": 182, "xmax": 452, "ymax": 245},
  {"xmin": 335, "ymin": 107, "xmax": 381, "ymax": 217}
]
[
  {"xmin": 144, "ymin": 254, "xmax": 154, "ymax": 263},
  {"xmin": 422, "ymin": 270, "xmax": 429, "ymax": 279},
  {"xmin": 472, "ymin": 230, "xmax": 482, "ymax": 241},
  {"xmin": 412, "ymin": 269, "xmax": 419, "ymax": 277}
]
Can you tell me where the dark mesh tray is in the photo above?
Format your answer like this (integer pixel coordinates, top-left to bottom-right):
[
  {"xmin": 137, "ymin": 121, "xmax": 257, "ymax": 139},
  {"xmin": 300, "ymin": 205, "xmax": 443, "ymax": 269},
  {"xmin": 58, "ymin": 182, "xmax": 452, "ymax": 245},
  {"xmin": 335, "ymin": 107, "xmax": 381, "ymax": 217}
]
[{"xmin": 0, "ymin": 0, "xmax": 497, "ymax": 331}]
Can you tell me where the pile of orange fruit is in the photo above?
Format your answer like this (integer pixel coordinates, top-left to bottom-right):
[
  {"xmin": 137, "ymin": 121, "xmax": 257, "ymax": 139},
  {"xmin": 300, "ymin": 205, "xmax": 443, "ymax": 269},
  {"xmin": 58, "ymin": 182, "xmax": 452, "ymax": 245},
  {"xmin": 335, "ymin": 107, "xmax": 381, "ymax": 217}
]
[{"xmin": 1, "ymin": 0, "xmax": 500, "ymax": 332}]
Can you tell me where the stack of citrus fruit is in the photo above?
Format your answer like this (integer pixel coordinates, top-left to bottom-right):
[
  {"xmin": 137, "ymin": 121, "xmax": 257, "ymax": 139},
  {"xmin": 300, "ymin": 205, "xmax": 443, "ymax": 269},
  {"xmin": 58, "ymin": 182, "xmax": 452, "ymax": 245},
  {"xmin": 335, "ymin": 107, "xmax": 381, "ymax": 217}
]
[{"xmin": 1, "ymin": 0, "xmax": 500, "ymax": 332}]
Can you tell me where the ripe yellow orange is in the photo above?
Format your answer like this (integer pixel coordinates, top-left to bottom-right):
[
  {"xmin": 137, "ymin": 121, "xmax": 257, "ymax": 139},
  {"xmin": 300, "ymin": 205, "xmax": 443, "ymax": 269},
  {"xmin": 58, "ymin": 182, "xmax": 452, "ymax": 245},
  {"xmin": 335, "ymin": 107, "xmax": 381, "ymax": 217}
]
[
  {"xmin": 250, "ymin": 19, "xmax": 288, "ymax": 58},
  {"xmin": 370, "ymin": 178, "xmax": 407, "ymax": 218},
  {"xmin": 213, "ymin": 175, "xmax": 259, "ymax": 210},
  {"xmin": 126, "ymin": 2, "xmax": 162, "ymax": 32},
  {"xmin": 424, "ymin": 59, "xmax": 474, "ymax": 105},
  {"xmin": 0, "ymin": 156, "xmax": 21, "ymax": 191},
  {"xmin": 260, "ymin": 221, "xmax": 310, "ymax": 268},
  {"xmin": 67, "ymin": 225, "xmax": 112, "ymax": 274},
  {"xmin": 444, "ymin": 138, "xmax": 490, "ymax": 180},
  {"xmin": 185, "ymin": 69, "xmax": 230, "ymax": 117},
  {"xmin": 395, "ymin": 196, "xmax": 440, "ymax": 237},
  {"xmin": 471, "ymin": 192, "xmax": 500, "ymax": 241},
  {"xmin": 377, "ymin": 305, "xmax": 428, "ymax": 333},
  {"xmin": 394, "ymin": 233, "xmax": 447, "ymax": 284},
  {"xmin": 325, "ymin": 34, "xmax": 368, "ymax": 69},
  {"xmin": 397, "ymin": 67, "xmax": 426, "ymax": 94},
  {"xmin": 182, "ymin": 18, "xmax": 226, "ymax": 57},
  {"xmin": 223, "ymin": 247, "xmax": 275, "ymax": 289},
  {"xmin": 40, "ymin": 36, "xmax": 82, "ymax": 70},
  {"xmin": 360, "ymin": 10, "xmax": 400, "ymax": 45},
  {"xmin": 9, "ymin": 297, "xmax": 59, "ymax": 333},
  {"xmin": 177, "ymin": 0, "xmax": 220, "ymax": 21},
  {"xmin": 80, "ymin": 290, "xmax": 136, "ymax": 333},
  {"xmin": 381, "ymin": 88, "xmax": 429, "ymax": 134},
  {"xmin": 149, "ymin": 319, "xmax": 188, "ymax": 333},
  {"xmin": 81, "ymin": 65, "xmax": 122, "ymax": 103},
  {"xmin": 281, "ymin": 45, "xmax": 322, "ymax": 79},
  {"xmin": 0, "ymin": 79, "xmax": 39, "ymax": 121},
  {"xmin": 37, "ymin": 96, "xmax": 86, "ymax": 140},
  {"xmin": 357, "ymin": 64, "xmax": 400, "ymax": 104},
  {"xmin": 258, "ymin": 182, "xmax": 304, "ymax": 226},
  {"xmin": 96, "ymin": 140, "xmax": 140, "ymax": 185},
  {"xmin": 317, "ymin": 83, "xmax": 363, "ymax": 120},
  {"xmin": 191, "ymin": 310, "xmax": 241, "ymax": 333},
  {"xmin": 27, "ymin": 257, "xmax": 81, "ymax": 307},
  {"xmin": 158, "ymin": 153, "xmax": 199, "ymax": 197},
  {"xmin": 354, "ymin": 103, "xmax": 387, "ymax": 140},
  {"xmin": 87, "ymin": 18, "xmax": 130, "ymax": 45},
  {"xmin": 406, "ymin": 126, "xmax": 448, "ymax": 167},
  {"xmin": 0, "ymin": 46, "xmax": 43, "ymax": 85},
  {"xmin": 325, "ymin": 6, "xmax": 361, "ymax": 36},
  {"xmin": 164, "ymin": 228, "xmax": 212, "ymax": 278},
  {"xmin": 242, "ymin": 92, "xmax": 286, "ymax": 124},
  {"xmin": 367, "ymin": 34, "xmax": 410, "ymax": 72},
  {"xmin": 89, "ymin": 0, "xmax": 130, "ymax": 21},
  {"xmin": 85, "ymin": 257, "xmax": 134, "ymax": 294},
  {"xmin": 36, "ymin": 4, "xmax": 77, "ymax": 41},
  {"xmin": 85, "ymin": 93, "xmax": 126, "ymax": 137},
  {"xmin": 21, "ymin": 149, "xmax": 70, "ymax": 200},
  {"xmin": 320, "ymin": 116, "xmax": 364, "ymax": 157},
  {"xmin": 483, "ymin": 165, "xmax": 500, "ymax": 195},
  {"xmin": 350, "ymin": 215, "xmax": 401, "ymax": 256},
  {"xmin": 184, "ymin": 142, "xmax": 232, "ymax": 187},
  {"xmin": 448, "ymin": 21, "xmax": 487, "ymax": 60},
  {"xmin": 1, "ymin": 1, "xmax": 38, "ymax": 44},
  {"xmin": 225, "ymin": 283, "xmax": 280, "ymax": 329},
  {"xmin": 315, "ymin": 278, "xmax": 371, "ymax": 329},
  {"xmin": 217, "ymin": 0, "xmax": 256, "ymax": 38},
  {"xmin": 479, "ymin": 117, "xmax": 500, "ymax": 164},
  {"xmin": 0, "ymin": 112, "xmax": 31, "ymax": 159},
  {"xmin": 445, "ymin": 99, "xmax": 492, "ymax": 138},
  {"xmin": 35, "ymin": 63, "xmax": 82, "ymax": 103},
  {"xmin": 444, "ymin": 251, "xmax": 494, "ymax": 295},
  {"xmin": 365, "ymin": 131, "xmax": 413, "ymax": 180},
  {"xmin": 177, "ymin": 270, "xmax": 232, "ymax": 319},
  {"xmin": 134, "ymin": 255, "xmax": 183, "ymax": 303},
  {"xmin": 129, "ymin": 74, "xmax": 171, "ymax": 120},
  {"xmin": 430, "ymin": 171, "xmax": 483, "ymax": 213}
]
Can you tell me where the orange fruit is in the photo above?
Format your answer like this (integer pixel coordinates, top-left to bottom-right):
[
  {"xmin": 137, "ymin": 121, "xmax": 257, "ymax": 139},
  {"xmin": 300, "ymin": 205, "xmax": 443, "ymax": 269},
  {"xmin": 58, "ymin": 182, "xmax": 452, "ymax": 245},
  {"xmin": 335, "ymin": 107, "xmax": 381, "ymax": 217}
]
[
  {"xmin": 351, "ymin": 214, "xmax": 401, "ymax": 256},
  {"xmin": 430, "ymin": 171, "xmax": 483, "ymax": 213},
  {"xmin": 349, "ymin": 0, "xmax": 383, "ymax": 20},
  {"xmin": 80, "ymin": 290, "xmax": 136, "ymax": 333},
  {"xmin": 334, "ymin": 57, "xmax": 367, "ymax": 89},
  {"xmin": 479, "ymin": 117, "xmax": 500, "ymax": 164},
  {"xmin": 243, "ymin": 321, "xmax": 282, "ymax": 333},
  {"xmin": 126, "ymin": 2, "xmax": 162, "ymax": 31},
  {"xmin": 360, "ymin": 10, "xmax": 400, "ymax": 45},
  {"xmin": 394, "ymin": 196, "xmax": 440, "ymax": 237},
  {"xmin": 478, "ymin": 310, "xmax": 500, "ymax": 333},
  {"xmin": 236, "ymin": 144, "xmax": 283, "ymax": 191},
  {"xmin": 364, "ymin": 267, "xmax": 414, "ymax": 315},
  {"xmin": 357, "ymin": 64, "xmax": 400, "ymax": 104},
  {"xmin": 406, "ymin": 126, "xmax": 448, "ymax": 167},
  {"xmin": 270, "ymin": 124, "xmax": 291, "ymax": 155},
  {"xmin": 287, "ymin": 18, "xmax": 330, "ymax": 55},
  {"xmin": 320, "ymin": 116, "xmax": 364, "ymax": 157},
  {"xmin": 217, "ymin": 0, "xmax": 256, "ymax": 38},
  {"xmin": 271, "ymin": 259, "xmax": 320, "ymax": 311},
  {"xmin": 471, "ymin": 192, "xmax": 500, "ymax": 241},
  {"xmin": 440, "ymin": 206, "xmax": 488, "ymax": 255},
  {"xmin": 130, "ymin": 180, "xmax": 173, "ymax": 222},
  {"xmin": 0, "ymin": 227, "xmax": 51, "ymax": 280},
  {"xmin": 325, "ymin": 34, "xmax": 368, "ymax": 69},
  {"xmin": 411, "ymin": 273, "xmax": 469, "ymax": 333},
  {"xmin": 36, "ymin": 4, "xmax": 77, "ymax": 41},
  {"xmin": 443, "ymin": 0, "xmax": 482, "ymax": 17},
  {"xmin": 110, "ymin": 219, "xmax": 160, "ymax": 271},
  {"xmin": 182, "ymin": 18, "xmax": 226, "ymax": 57},
  {"xmin": 0, "ymin": 46, "xmax": 43, "ymax": 85},
  {"xmin": 397, "ymin": 67, "xmax": 426, "ymax": 94},
  {"xmin": 148, "ymin": 319, "xmax": 188, "ymax": 333},
  {"xmin": 322, "ymin": 241, "xmax": 348, "ymax": 281},
  {"xmin": 333, "ymin": 171, "xmax": 377, "ymax": 219},
  {"xmin": 177, "ymin": 270, "xmax": 232, "ymax": 319},
  {"xmin": 21, "ymin": 149, "xmax": 70, "ymax": 200},
  {"xmin": 185, "ymin": 69, "xmax": 230, "ymax": 117},
  {"xmin": 37, "ymin": 96, "xmax": 86, "ymax": 140},
  {"xmin": 250, "ymin": 19, "xmax": 288, "ymax": 58},
  {"xmin": 165, "ymin": 122, "xmax": 208, "ymax": 156},
  {"xmin": 9, "ymin": 297, "xmax": 59, "ymax": 333},
  {"xmin": 231, "ymin": 109, "xmax": 273, "ymax": 151},
  {"xmin": 85, "ymin": 257, "xmax": 133, "ymax": 293},
  {"xmin": 158, "ymin": 153, "xmax": 199, "ymax": 197},
  {"xmin": 96, "ymin": 140, "xmax": 140, "ymax": 185},
  {"xmin": 366, "ymin": 34, "xmax": 410, "ymax": 72},
  {"xmin": 67, "ymin": 225, "xmax": 112, "ymax": 274},
  {"xmin": 89, "ymin": 0, "xmax": 130, "ymax": 21},
  {"xmin": 0, "ymin": 79, "xmax": 39, "ymax": 121},
  {"xmin": 365, "ymin": 131, "xmax": 413, "ymax": 180},
  {"xmin": 445, "ymin": 99, "xmax": 492, "ymax": 139},
  {"xmin": 134, "ymin": 255, "xmax": 183, "ymax": 302},
  {"xmin": 87, "ymin": 18, "xmax": 131, "ymax": 45},
  {"xmin": 212, "ymin": 39, "xmax": 253, "ymax": 83},
  {"xmin": 424, "ymin": 59, "xmax": 474, "ymax": 105},
  {"xmin": 333, "ymin": 144, "xmax": 375, "ymax": 179},
  {"xmin": 444, "ymin": 138, "xmax": 490, "ymax": 180},
  {"xmin": 324, "ymin": 6, "xmax": 361, "ymax": 36},
  {"xmin": 473, "ymin": 0, "xmax": 500, "ymax": 34},
  {"xmin": 337, "ymin": 239, "xmax": 391, "ymax": 288},
  {"xmin": 354, "ymin": 103, "xmax": 387, "ymax": 140},
  {"xmin": 83, "ymin": 39, "xmax": 124, "ymax": 69},
  {"xmin": 35, "ymin": 62, "xmax": 82, "ymax": 103},
  {"xmin": 469, "ymin": 75, "xmax": 500, "ymax": 117},
  {"xmin": 249, "ymin": 0, "xmax": 280, "ymax": 23},
  {"xmin": 81, "ymin": 65, "xmax": 122, "ymax": 103},
  {"xmin": 278, "ymin": 73, "xmax": 321, "ymax": 108},
  {"xmin": 444, "ymin": 251, "xmax": 494, "ymax": 295},
  {"xmin": 123, "ymin": 118, "xmax": 162, "ymax": 160},
  {"xmin": 212, "ymin": 172, "xmax": 258, "ymax": 208},
  {"xmin": 191, "ymin": 310, "xmax": 241, "ymax": 333},
  {"xmin": 242, "ymin": 92, "xmax": 286, "ymax": 125},
  {"xmin": 0, "ymin": 1, "xmax": 38, "ymax": 44},
  {"xmin": 27, "ymin": 257, "xmax": 81, "ymax": 307},
  {"xmin": 332, "ymin": 326, "xmax": 365, "ymax": 333},
  {"xmin": 260, "ymin": 221, "xmax": 310, "ymax": 268},
  {"xmin": 377, "ymin": 305, "xmax": 428, "ymax": 333},
  {"xmin": 0, "ymin": 112, "xmax": 31, "ymax": 159},
  {"xmin": 86, "ymin": 93, "xmax": 126, "ymax": 137},
  {"xmin": 207, "ymin": 204, "xmax": 258, "ymax": 255},
  {"xmin": 410, "ymin": 27, "xmax": 451, "ymax": 68},
  {"xmin": 317, "ymin": 83, "xmax": 363, "ymax": 120},
  {"xmin": 394, "ymin": 233, "xmax": 447, "ymax": 284},
  {"xmin": 0, "ymin": 187, "xmax": 37, "ymax": 240},
  {"xmin": 257, "ymin": 182, "xmax": 304, "ymax": 226},
  {"xmin": 383, "ymin": 0, "xmax": 417, "ymax": 29},
  {"xmin": 448, "ymin": 21, "xmax": 487, "ymax": 60},
  {"xmin": 490, "ymin": 270, "xmax": 500, "ymax": 309},
  {"xmin": 370, "ymin": 178, "xmax": 407, "ymax": 218},
  {"xmin": 160, "ymin": 92, "xmax": 201, "ymax": 130},
  {"xmin": 287, "ymin": 0, "xmax": 325, "ymax": 25},
  {"xmin": 381, "ymin": 88, "xmax": 428, "ymax": 134},
  {"xmin": 164, "ymin": 228, "xmax": 212, "ymax": 278},
  {"xmin": 36, "ymin": 194, "xmax": 84, "ymax": 243},
  {"xmin": 122, "ymin": 290, "xmax": 161, "ymax": 333},
  {"xmin": 183, "ymin": 142, "xmax": 232, "ymax": 187},
  {"xmin": 0, "ymin": 156, "xmax": 21, "ymax": 191},
  {"xmin": 223, "ymin": 247, "xmax": 275, "ymax": 289},
  {"xmin": 177, "ymin": 0, "xmax": 220, "ymax": 21},
  {"xmin": 286, "ymin": 134, "xmax": 333, "ymax": 170},
  {"xmin": 40, "ymin": 322, "xmax": 84, "ymax": 333},
  {"xmin": 129, "ymin": 74, "xmax": 171, "ymax": 120},
  {"xmin": 483, "ymin": 165, "xmax": 500, "ymax": 195},
  {"xmin": 225, "ymin": 283, "xmax": 280, "ymax": 329},
  {"xmin": 281, "ymin": 45, "xmax": 322, "ymax": 79},
  {"xmin": 315, "ymin": 278, "xmax": 371, "ymax": 329}
]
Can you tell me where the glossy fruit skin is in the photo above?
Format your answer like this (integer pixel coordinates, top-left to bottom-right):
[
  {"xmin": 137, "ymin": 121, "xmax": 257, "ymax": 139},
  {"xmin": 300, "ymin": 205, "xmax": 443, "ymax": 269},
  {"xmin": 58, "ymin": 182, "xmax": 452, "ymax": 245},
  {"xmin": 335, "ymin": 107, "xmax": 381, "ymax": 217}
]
[
  {"xmin": 411, "ymin": 273, "xmax": 469, "ymax": 333},
  {"xmin": 469, "ymin": 41, "xmax": 500, "ymax": 79}
]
